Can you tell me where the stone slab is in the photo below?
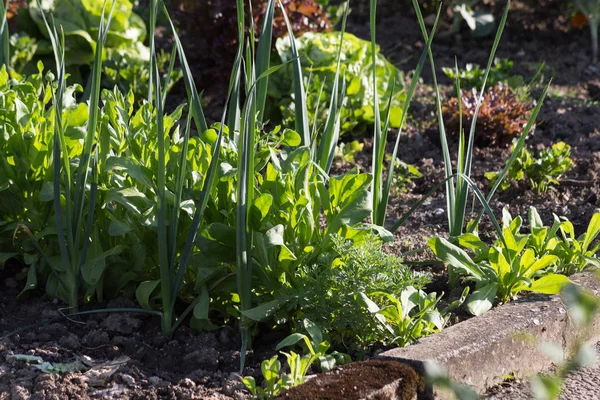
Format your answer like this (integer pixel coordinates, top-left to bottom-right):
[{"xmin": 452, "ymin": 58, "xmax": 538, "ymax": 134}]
[{"xmin": 377, "ymin": 273, "xmax": 600, "ymax": 398}]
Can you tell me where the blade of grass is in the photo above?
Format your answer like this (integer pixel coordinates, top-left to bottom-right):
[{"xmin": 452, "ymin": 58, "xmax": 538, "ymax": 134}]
[
  {"xmin": 413, "ymin": 1, "xmax": 456, "ymax": 236},
  {"xmin": 455, "ymin": 0, "xmax": 510, "ymax": 238},
  {"xmin": 152, "ymin": 48, "xmax": 172, "ymax": 335},
  {"xmin": 0, "ymin": 0, "xmax": 9, "ymax": 68},
  {"xmin": 256, "ymin": 0, "xmax": 275, "ymax": 122},
  {"xmin": 370, "ymin": 0, "xmax": 383, "ymax": 225},
  {"xmin": 42, "ymin": 12, "xmax": 77, "ymax": 306},
  {"xmin": 382, "ymin": 7, "xmax": 441, "ymax": 229},
  {"xmin": 279, "ymin": 0, "xmax": 310, "ymax": 147},
  {"xmin": 316, "ymin": 1, "xmax": 348, "ymax": 173},
  {"xmin": 74, "ymin": 2, "xmax": 115, "ymax": 268},
  {"xmin": 239, "ymin": 40, "xmax": 258, "ymax": 372},
  {"xmin": 160, "ymin": 2, "xmax": 209, "ymax": 135},
  {"xmin": 148, "ymin": 0, "xmax": 158, "ymax": 102}
]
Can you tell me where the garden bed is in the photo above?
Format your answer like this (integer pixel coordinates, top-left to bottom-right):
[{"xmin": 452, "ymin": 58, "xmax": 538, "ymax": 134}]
[{"xmin": 2, "ymin": 0, "xmax": 600, "ymax": 399}]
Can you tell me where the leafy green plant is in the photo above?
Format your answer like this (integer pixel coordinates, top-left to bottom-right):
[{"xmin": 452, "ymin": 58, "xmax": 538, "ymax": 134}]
[
  {"xmin": 485, "ymin": 141, "xmax": 574, "ymax": 193},
  {"xmin": 334, "ymin": 139, "xmax": 363, "ymax": 163},
  {"xmin": 9, "ymin": 33, "xmax": 37, "ymax": 74},
  {"xmin": 443, "ymin": 83, "xmax": 536, "ymax": 146},
  {"xmin": 451, "ymin": 0, "xmax": 496, "ymax": 37},
  {"xmin": 242, "ymin": 319, "xmax": 350, "ymax": 399},
  {"xmin": 276, "ymin": 319, "xmax": 351, "ymax": 372},
  {"xmin": 241, "ymin": 352, "xmax": 313, "ymax": 399},
  {"xmin": 27, "ymin": 0, "xmax": 148, "ymax": 67},
  {"xmin": 358, "ymin": 286, "xmax": 457, "ymax": 347},
  {"xmin": 270, "ymin": 30, "xmax": 405, "ymax": 135},
  {"xmin": 276, "ymin": 233, "xmax": 431, "ymax": 347},
  {"xmin": 572, "ymin": 0, "xmax": 600, "ymax": 63},
  {"xmin": 385, "ymin": 155, "xmax": 422, "ymax": 194},
  {"xmin": 429, "ymin": 208, "xmax": 570, "ymax": 316},
  {"xmin": 526, "ymin": 207, "xmax": 600, "ymax": 275}
]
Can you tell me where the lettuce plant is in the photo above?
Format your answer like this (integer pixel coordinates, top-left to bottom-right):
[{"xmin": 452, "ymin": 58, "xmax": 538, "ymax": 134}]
[
  {"xmin": 27, "ymin": 0, "xmax": 148, "ymax": 67},
  {"xmin": 270, "ymin": 31, "xmax": 405, "ymax": 135}
]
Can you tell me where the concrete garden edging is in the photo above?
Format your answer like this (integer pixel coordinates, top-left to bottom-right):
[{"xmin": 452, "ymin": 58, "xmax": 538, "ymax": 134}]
[{"xmin": 279, "ymin": 273, "xmax": 600, "ymax": 399}]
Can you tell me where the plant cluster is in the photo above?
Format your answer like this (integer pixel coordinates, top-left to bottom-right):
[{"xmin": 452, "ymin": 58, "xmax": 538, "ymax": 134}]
[
  {"xmin": 3, "ymin": 0, "xmax": 179, "ymax": 100},
  {"xmin": 442, "ymin": 83, "xmax": 535, "ymax": 146},
  {"xmin": 430, "ymin": 206, "xmax": 600, "ymax": 316},
  {"xmin": 270, "ymin": 30, "xmax": 406, "ymax": 136},
  {"xmin": 242, "ymin": 318, "xmax": 350, "ymax": 398},
  {"xmin": 485, "ymin": 141, "xmax": 574, "ymax": 193},
  {"xmin": 281, "ymin": 234, "xmax": 432, "ymax": 348}
]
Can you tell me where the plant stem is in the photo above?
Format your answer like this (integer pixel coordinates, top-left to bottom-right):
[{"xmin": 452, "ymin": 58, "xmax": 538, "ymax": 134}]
[{"xmin": 591, "ymin": 22, "xmax": 599, "ymax": 64}]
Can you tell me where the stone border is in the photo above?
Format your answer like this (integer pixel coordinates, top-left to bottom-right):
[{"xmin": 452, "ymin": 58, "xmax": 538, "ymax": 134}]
[{"xmin": 377, "ymin": 272, "xmax": 600, "ymax": 399}]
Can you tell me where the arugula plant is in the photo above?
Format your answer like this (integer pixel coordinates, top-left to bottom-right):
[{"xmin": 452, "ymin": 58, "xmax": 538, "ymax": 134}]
[
  {"xmin": 0, "ymin": 63, "xmax": 55, "ymax": 268},
  {"xmin": 485, "ymin": 141, "xmax": 574, "ymax": 193},
  {"xmin": 527, "ymin": 207, "xmax": 600, "ymax": 275},
  {"xmin": 429, "ymin": 208, "xmax": 570, "ymax": 316}
]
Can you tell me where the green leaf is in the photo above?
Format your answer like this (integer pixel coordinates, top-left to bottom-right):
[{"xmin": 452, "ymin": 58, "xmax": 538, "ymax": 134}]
[
  {"xmin": 106, "ymin": 156, "xmax": 154, "ymax": 189},
  {"xmin": 135, "ymin": 280, "xmax": 160, "ymax": 310},
  {"xmin": 429, "ymin": 237, "xmax": 484, "ymax": 279},
  {"xmin": 241, "ymin": 298, "xmax": 288, "ymax": 321},
  {"xmin": 108, "ymin": 220, "xmax": 132, "ymax": 236},
  {"xmin": 466, "ymin": 282, "xmax": 498, "ymax": 316},
  {"xmin": 583, "ymin": 213, "xmax": 600, "ymax": 252},
  {"xmin": 529, "ymin": 206, "xmax": 543, "ymax": 230},
  {"xmin": 276, "ymin": 333, "xmax": 308, "ymax": 350},
  {"xmin": 303, "ymin": 318, "xmax": 323, "ymax": 346},
  {"xmin": 523, "ymin": 274, "xmax": 569, "ymax": 295},
  {"xmin": 192, "ymin": 285, "xmax": 210, "ymax": 320}
]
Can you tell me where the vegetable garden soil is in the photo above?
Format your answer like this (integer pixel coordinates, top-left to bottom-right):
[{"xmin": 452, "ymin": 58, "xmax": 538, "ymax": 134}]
[
  {"xmin": 2, "ymin": 0, "xmax": 600, "ymax": 399},
  {"xmin": 0, "ymin": 275, "xmax": 267, "ymax": 399}
]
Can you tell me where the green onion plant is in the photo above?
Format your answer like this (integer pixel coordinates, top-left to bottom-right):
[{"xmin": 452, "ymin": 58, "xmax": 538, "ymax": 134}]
[
  {"xmin": 43, "ymin": 3, "xmax": 114, "ymax": 311},
  {"xmin": 573, "ymin": 0, "xmax": 600, "ymax": 63}
]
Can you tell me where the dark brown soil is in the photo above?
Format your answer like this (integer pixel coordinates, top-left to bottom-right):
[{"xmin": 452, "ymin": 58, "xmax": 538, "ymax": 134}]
[
  {"xmin": 275, "ymin": 360, "xmax": 424, "ymax": 400},
  {"xmin": 0, "ymin": 272, "xmax": 259, "ymax": 399}
]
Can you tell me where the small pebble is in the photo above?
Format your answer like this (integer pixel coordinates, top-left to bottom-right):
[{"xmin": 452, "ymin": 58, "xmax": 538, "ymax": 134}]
[
  {"xmin": 120, "ymin": 373, "xmax": 136, "ymax": 386},
  {"xmin": 149, "ymin": 376, "xmax": 161, "ymax": 385}
]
